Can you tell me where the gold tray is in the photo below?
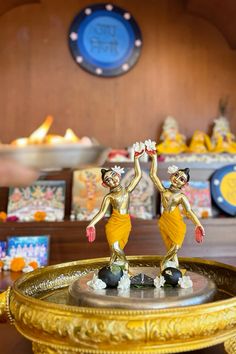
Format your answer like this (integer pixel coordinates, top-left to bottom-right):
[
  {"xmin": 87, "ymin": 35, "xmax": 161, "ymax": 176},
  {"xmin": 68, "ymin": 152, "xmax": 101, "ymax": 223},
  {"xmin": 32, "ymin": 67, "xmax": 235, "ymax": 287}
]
[
  {"xmin": 0, "ymin": 144, "xmax": 109, "ymax": 169},
  {"xmin": 0, "ymin": 256, "xmax": 236, "ymax": 354}
]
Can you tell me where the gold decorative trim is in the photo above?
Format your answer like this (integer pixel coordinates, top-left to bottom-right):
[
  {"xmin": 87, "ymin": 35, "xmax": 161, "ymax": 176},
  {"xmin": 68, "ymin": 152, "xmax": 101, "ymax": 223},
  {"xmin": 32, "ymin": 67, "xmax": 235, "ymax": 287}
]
[
  {"xmin": 30, "ymin": 333, "xmax": 236, "ymax": 354},
  {"xmin": 6, "ymin": 287, "xmax": 15, "ymax": 324},
  {"xmin": 0, "ymin": 290, "xmax": 7, "ymax": 323},
  {"xmin": 225, "ymin": 336, "xmax": 236, "ymax": 354}
]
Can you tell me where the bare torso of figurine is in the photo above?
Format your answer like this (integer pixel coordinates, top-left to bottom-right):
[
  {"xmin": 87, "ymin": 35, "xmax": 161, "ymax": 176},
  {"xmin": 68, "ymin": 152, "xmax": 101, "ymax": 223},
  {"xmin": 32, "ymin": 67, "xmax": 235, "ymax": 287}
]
[
  {"xmin": 161, "ymin": 188, "xmax": 190, "ymax": 213},
  {"xmin": 106, "ymin": 186, "xmax": 130, "ymax": 214}
]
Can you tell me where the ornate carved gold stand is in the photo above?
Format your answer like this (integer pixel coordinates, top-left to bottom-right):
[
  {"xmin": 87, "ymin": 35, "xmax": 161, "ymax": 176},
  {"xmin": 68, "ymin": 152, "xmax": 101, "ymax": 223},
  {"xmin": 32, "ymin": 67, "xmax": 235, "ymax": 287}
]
[
  {"xmin": 0, "ymin": 256, "xmax": 236, "ymax": 354},
  {"xmin": 224, "ymin": 336, "xmax": 236, "ymax": 354}
]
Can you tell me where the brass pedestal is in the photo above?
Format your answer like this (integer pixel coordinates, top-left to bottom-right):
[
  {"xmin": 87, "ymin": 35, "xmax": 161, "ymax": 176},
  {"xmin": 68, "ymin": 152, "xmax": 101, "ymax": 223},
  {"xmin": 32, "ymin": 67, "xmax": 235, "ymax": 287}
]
[{"xmin": 0, "ymin": 256, "xmax": 236, "ymax": 353}]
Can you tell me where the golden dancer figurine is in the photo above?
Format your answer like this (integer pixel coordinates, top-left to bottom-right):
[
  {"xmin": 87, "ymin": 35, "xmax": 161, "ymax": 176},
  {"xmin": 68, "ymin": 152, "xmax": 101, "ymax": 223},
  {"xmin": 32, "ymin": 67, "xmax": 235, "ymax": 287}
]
[
  {"xmin": 86, "ymin": 142, "xmax": 145, "ymax": 269},
  {"xmin": 146, "ymin": 140, "xmax": 205, "ymax": 271}
]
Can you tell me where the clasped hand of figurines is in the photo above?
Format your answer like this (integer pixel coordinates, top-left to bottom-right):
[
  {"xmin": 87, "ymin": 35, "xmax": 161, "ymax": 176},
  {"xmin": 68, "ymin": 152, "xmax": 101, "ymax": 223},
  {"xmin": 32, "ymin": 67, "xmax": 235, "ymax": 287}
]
[{"xmin": 134, "ymin": 139, "xmax": 157, "ymax": 157}]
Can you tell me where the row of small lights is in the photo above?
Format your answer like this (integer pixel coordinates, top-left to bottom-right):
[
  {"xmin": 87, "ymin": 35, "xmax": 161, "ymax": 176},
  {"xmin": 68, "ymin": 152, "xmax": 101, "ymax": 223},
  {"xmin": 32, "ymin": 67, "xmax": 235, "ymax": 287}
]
[{"xmin": 69, "ymin": 4, "xmax": 142, "ymax": 75}]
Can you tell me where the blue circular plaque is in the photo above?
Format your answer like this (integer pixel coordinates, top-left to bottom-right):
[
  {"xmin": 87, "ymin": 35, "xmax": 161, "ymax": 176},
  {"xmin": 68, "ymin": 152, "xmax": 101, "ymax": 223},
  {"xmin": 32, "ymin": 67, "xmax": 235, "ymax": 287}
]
[
  {"xmin": 211, "ymin": 164, "xmax": 236, "ymax": 216},
  {"xmin": 68, "ymin": 3, "xmax": 142, "ymax": 77}
]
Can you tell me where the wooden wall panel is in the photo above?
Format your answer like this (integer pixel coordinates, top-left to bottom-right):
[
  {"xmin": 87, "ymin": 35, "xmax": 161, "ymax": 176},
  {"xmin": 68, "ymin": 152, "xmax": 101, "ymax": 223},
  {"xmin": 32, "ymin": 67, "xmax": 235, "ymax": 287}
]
[{"xmin": 0, "ymin": 0, "xmax": 235, "ymax": 148}]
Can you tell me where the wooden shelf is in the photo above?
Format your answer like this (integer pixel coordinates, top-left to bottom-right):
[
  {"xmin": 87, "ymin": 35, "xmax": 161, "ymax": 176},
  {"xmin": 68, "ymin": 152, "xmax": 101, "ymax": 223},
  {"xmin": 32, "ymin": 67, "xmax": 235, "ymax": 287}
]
[
  {"xmin": 0, "ymin": 216, "xmax": 235, "ymax": 229},
  {"xmin": 0, "ymin": 217, "xmax": 235, "ymax": 264}
]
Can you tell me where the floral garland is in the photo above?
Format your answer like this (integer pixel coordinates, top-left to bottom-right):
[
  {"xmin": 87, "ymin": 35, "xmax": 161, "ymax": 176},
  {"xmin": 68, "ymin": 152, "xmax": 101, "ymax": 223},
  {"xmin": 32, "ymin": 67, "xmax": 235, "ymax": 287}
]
[
  {"xmin": 0, "ymin": 211, "xmax": 48, "ymax": 222},
  {"xmin": 0, "ymin": 255, "xmax": 39, "ymax": 273},
  {"xmin": 0, "ymin": 212, "xmax": 19, "ymax": 222}
]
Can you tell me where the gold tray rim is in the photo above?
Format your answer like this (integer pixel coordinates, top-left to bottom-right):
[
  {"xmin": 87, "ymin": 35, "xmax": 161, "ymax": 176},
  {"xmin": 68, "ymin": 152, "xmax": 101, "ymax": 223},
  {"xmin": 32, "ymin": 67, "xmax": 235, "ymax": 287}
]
[{"xmin": 12, "ymin": 255, "xmax": 236, "ymax": 315}]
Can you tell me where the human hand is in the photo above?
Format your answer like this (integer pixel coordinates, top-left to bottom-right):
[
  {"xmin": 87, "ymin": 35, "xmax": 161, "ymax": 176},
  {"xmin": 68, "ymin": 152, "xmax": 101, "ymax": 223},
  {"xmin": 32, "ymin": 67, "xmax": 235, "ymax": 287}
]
[
  {"xmin": 144, "ymin": 139, "xmax": 157, "ymax": 155},
  {"xmin": 195, "ymin": 225, "xmax": 205, "ymax": 243},
  {"xmin": 86, "ymin": 226, "xmax": 96, "ymax": 243},
  {"xmin": 133, "ymin": 142, "xmax": 145, "ymax": 157},
  {"xmin": 0, "ymin": 159, "xmax": 38, "ymax": 187}
]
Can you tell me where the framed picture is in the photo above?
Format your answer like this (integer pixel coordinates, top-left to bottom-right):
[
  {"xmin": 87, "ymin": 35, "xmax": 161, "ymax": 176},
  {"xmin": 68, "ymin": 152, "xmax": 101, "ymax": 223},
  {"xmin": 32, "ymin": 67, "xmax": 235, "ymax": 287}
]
[
  {"xmin": 72, "ymin": 168, "xmax": 110, "ymax": 220},
  {"xmin": 162, "ymin": 180, "xmax": 212, "ymax": 218},
  {"xmin": 121, "ymin": 168, "xmax": 156, "ymax": 219},
  {"xmin": 7, "ymin": 235, "xmax": 50, "ymax": 266},
  {"xmin": 7, "ymin": 181, "xmax": 66, "ymax": 221},
  {"xmin": 0, "ymin": 241, "xmax": 7, "ymax": 259}
]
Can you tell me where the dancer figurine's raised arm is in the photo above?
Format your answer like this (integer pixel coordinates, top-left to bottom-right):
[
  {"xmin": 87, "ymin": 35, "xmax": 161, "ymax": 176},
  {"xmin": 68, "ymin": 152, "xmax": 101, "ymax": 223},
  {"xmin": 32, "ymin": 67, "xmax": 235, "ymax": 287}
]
[
  {"xmin": 86, "ymin": 142, "xmax": 145, "ymax": 270},
  {"xmin": 146, "ymin": 140, "xmax": 205, "ymax": 272}
]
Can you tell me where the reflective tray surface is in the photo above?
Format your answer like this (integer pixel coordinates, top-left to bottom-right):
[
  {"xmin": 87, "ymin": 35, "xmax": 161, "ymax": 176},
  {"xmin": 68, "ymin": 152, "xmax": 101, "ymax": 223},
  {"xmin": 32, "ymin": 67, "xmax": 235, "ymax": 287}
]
[{"xmin": 68, "ymin": 267, "xmax": 217, "ymax": 309}]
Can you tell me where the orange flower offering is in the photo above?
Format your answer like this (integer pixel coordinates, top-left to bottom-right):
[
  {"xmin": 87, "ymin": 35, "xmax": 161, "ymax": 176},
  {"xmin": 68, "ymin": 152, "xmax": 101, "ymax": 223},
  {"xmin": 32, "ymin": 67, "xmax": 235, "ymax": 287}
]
[
  {"xmin": 10, "ymin": 257, "xmax": 26, "ymax": 272},
  {"xmin": 0, "ymin": 211, "xmax": 7, "ymax": 222},
  {"xmin": 34, "ymin": 211, "xmax": 47, "ymax": 222},
  {"xmin": 28, "ymin": 261, "xmax": 39, "ymax": 270},
  {"xmin": 0, "ymin": 260, "xmax": 4, "ymax": 269},
  {"xmin": 201, "ymin": 210, "xmax": 209, "ymax": 219}
]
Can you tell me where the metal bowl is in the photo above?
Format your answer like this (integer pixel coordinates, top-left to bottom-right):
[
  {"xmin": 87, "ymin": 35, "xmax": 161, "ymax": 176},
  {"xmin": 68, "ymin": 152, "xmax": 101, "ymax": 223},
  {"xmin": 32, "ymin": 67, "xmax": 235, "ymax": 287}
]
[
  {"xmin": 0, "ymin": 144, "xmax": 109, "ymax": 169},
  {"xmin": 0, "ymin": 256, "xmax": 236, "ymax": 354}
]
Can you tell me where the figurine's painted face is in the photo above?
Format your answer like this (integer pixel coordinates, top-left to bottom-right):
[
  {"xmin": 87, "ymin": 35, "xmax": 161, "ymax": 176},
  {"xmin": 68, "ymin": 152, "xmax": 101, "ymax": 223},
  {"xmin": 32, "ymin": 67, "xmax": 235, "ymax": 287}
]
[
  {"xmin": 170, "ymin": 170, "xmax": 187, "ymax": 189},
  {"xmin": 103, "ymin": 170, "xmax": 121, "ymax": 188}
]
